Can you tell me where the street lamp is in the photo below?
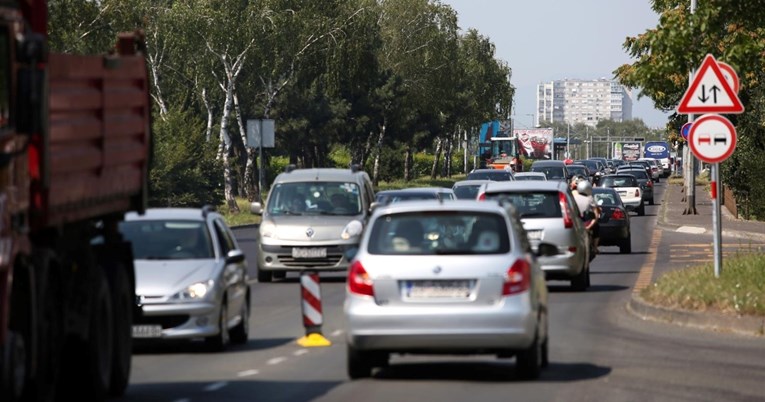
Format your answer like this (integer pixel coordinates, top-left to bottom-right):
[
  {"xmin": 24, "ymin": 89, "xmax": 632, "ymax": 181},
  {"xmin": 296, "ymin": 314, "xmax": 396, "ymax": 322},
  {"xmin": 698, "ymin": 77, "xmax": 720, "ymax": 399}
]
[{"xmin": 566, "ymin": 123, "xmax": 571, "ymax": 159}]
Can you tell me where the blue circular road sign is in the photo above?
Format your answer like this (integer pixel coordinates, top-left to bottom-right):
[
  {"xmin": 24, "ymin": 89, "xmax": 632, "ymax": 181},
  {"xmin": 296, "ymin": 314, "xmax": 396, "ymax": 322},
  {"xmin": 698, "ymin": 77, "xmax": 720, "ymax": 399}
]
[{"xmin": 681, "ymin": 122, "xmax": 692, "ymax": 140}]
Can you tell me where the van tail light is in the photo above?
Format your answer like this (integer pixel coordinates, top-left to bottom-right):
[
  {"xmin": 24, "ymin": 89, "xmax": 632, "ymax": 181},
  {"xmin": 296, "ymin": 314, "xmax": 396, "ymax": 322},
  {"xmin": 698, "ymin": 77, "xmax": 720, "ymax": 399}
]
[
  {"xmin": 503, "ymin": 259, "xmax": 531, "ymax": 296},
  {"xmin": 611, "ymin": 209, "xmax": 626, "ymax": 220},
  {"xmin": 558, "ymin": 192, "xmax": 573, "ymax": 228},
  {"xmin": 477, "ymin": 192, "xmax": 486, "ymax": 201},
  {"xmin": 348, "ymin": 260, "xmax": 374, "ymax": 297}
]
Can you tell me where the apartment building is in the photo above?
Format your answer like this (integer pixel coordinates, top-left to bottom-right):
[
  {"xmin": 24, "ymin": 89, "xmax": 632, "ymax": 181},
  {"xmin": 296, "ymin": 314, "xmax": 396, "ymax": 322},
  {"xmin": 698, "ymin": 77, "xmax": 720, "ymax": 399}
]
[{"xmin": 536, "ymin": 78, "xmax": 633, "ymax": 127}]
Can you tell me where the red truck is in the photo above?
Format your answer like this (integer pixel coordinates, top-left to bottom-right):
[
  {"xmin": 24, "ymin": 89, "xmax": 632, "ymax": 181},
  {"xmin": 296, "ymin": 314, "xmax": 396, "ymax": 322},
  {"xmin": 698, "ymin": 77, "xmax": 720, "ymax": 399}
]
[{"xmin": 0, "ymin": 1, "xmax": 151, "ymax": 400}]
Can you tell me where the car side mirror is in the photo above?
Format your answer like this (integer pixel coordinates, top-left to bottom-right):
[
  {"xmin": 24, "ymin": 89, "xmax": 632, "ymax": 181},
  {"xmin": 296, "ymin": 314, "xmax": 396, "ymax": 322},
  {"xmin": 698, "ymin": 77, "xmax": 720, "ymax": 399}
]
[
  {"xmin": 536, "ymin": 242, "xmax": 558, "ymax": 257},
  {"xmin": 369, "ymin": 202, "xmax": 380, "ymax": 213},
  {"xmin": 250, "ymin": 202, "xmax": 262, "ymax": 215},
  {"xmin": 226, "ymin": 249, "xmax": 245, "ymax": 264}
]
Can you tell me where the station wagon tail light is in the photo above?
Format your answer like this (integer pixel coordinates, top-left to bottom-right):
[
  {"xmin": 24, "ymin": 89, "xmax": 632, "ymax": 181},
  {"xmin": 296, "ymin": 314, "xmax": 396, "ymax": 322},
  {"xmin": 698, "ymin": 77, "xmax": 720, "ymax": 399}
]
[
  {"xmin": 634, "ymin": 189, "xmax": 640, "ymax": 197},
  {"xmin": 558, "ymin": 192, "xmax": 573, "ymax": 228},
  {"xmin": 503, "ymin": 259, "xmax": 531, "ymax": 296},
  {"xmin": 348, "ymin": 260, "xmax": 374, "ymax": 297},
  {"xmin": 611, "ymin": 209, "xmax": 626, "ymax": 220}
]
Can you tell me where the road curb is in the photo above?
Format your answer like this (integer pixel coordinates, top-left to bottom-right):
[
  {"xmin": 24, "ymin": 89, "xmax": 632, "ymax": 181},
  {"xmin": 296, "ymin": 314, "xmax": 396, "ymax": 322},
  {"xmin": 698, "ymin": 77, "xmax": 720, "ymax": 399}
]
[{"xmin": 627, "ymin": 295, "xmax": 765, "ymax": 338}]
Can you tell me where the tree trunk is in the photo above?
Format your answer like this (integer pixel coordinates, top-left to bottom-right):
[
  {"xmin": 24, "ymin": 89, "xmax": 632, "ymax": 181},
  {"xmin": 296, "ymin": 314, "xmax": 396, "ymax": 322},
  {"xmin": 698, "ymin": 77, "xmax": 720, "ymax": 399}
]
[
  {"xmin": 201, "ymin": 88, "xmax": 214, "ymax": 143},
  {"xmin": 362, "ymin": 130, "xmax": 375, "ymax": 169},
  {"xmin": 404, "ymin": 145, "xmax": 413, "ymax": 182},
  {"xmin": 372, "ymin": 120, "xmax": 386, "ymax": 186},
  {"xmin": 442, "ymin": 136, "xmax": 452, "ymax": 178},
  {"xmin": 233, "ymin": 88, "xmax": 257, "ymax": 200},
  {"xmin": 220, "ymin": 83, "xmax": 239, "ymax": 213},
  {"xmin": 430, "ymin": 137, "xmax": 442, "ymax": 179}
]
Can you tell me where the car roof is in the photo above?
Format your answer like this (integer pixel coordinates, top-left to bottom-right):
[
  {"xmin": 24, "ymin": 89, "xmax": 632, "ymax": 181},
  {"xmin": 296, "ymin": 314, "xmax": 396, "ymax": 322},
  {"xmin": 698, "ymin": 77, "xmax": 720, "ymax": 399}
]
[
  {"xmin": 453, "ymin": 179, "xmax": 493, "ymax": 186},
  {"xmin": 469, "ymin": 169, "xmax": 507, "ymax": 173},
  {"xmin": 125, "ymin": 208, "xmax": 216, "ymax": 222},
  {"xmin": 514, "ymin": 172, "xmax": 546, "ymax": 176},
  {"xmin": 530, "ymin": 160, "xmax": 565, "ymax": 166},
  {"xmin": 483, "ymin": 180, "xmax": 567, "ymax": 192},
  {"xmin": 371, "ymin": 199, "xmax": 512, "ymax": 216},
  {"xmin": 273, "ymin": 168, "xmax": 368, "ymax": 184}
]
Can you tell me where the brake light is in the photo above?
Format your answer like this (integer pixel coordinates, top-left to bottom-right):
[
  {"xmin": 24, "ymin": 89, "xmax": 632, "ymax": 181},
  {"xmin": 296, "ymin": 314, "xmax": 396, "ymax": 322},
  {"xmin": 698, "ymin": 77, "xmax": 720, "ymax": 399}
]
[
  {"xmin": 635, "ymin": 189, "xmax": 640, "ymax": 197},
  {"xmin": 348, "ymin": 260, "xmax": 374, "ymax": 296},
  {"xmin": 477, "ymin": 192, "xmax": 486, "ymax": 201},
  {"xmin": 647, "ymin": 181, "xmax": 653, "ymax": 187},
  {"xmin": 503, "ymin": 259, "xmax": 531, "ymax": 296},
  {"xmin": 611, "ymin": 209, "xmax": 626, "ymax": 220},
  {"xmin": 558, "ymin": 192, "xmax": 573, "ymax": 228}
]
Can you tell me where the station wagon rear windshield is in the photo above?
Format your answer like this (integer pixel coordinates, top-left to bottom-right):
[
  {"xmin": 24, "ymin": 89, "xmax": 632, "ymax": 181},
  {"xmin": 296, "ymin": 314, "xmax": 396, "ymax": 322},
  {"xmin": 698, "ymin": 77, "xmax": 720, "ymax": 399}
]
[
  {"xmin": 119, "ymin": 220, "xmax": 214, "ymax": 260},
  {"xmin": 466, "ymin": 171, "xmax": 513, "ymax": 181},
  {"xmin": 484, "ymin": 191, "xmax": 562, "ymax": 219},
  {"xmin": 531, "ymin": 166, "xmax": 565, "ymax": 180},
  {"xmin": 267, "ymin": 182, "xmax": 361, "ymax": 216},
  {"xmin": 600, "ymin": 176, "xmax": 635, "ymax": 187},
  {"xmin": 453, "ymin": 185, "xmax": 482, "ymax": 199},
  {"xmin": 368, "ymin": 212, "xmax": 510, "ymax": 255}
]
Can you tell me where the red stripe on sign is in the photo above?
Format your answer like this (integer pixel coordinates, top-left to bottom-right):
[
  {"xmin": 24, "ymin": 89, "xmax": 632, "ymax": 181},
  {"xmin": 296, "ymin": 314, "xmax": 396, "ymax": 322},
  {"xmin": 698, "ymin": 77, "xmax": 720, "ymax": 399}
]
[
  {"xmin": 302, "ymin": 287, "xmax": 322, "ymax": 313},
  {"xmin": 303, "ymin": 315, "xmax": 315, "ymax": 327},
  {"xmin": 711, "ymin": 181, "xmax": 717, "ymax": 199}
]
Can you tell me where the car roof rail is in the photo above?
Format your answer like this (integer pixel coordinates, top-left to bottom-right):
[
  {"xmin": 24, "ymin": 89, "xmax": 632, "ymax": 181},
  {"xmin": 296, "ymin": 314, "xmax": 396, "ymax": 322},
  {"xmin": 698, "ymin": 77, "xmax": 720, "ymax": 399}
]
[
  {"xmin": 201, "ymin": 204, "xmax": 216, "ymax": 218},
  {"xmin": 285, "ymin": 164, "xmax": 297, "ymax": 173},
  {"xmin": 350, "ymin": 163, "xmax": 362, "ymax": 173}
]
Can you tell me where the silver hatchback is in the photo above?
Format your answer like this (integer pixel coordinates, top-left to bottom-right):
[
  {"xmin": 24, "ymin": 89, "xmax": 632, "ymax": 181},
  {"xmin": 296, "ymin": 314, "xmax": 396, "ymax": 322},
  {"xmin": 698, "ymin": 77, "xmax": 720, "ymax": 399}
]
[
  {"xmin": 478, "ymin": 181, "xmax": 591, "ymax": 290},
  {"xmin": 344, "ymin": 200, "xmax": 555, "ymax": 380}
]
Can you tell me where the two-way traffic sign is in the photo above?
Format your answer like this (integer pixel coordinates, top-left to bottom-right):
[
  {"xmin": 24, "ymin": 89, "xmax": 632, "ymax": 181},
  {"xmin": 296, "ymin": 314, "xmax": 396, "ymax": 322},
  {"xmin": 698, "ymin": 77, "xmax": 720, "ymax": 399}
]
[
  {"xmin": 688, "ymin": 114, "xmax": 737, "ymax": 163},
  {"xmin": 677, "ymin": 54, "xmax": 744, "ymax": 115}
]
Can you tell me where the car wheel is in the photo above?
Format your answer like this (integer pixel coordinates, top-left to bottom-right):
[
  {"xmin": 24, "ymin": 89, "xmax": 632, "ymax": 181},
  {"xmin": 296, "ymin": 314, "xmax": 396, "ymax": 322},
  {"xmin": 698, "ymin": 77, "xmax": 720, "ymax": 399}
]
[
  {"xmin": 257, "ymin": 265, "xmax": 272, "ymax": 283},
  {"xmin": 347, "ymin": 345, "xmax": 373, "ymax": 379},
  {"xmin": 570, "ymin": 262, "xmax": 588, "ymax": 291},
  {"xmin": 649, "ymin": 196, "xmax": 655, "ymax": 205},
  {"xmin": 230, "ymin": 296, "xmax": 250, "ymax": 345},
  {"xmin": 516, "ymin": 332, "xmax": 542, "ymax": 380},
  {"xmin": 205, "ymin": 302, "xmax": 230, "ymax": 352},
  {"xmin": 620, "ymin": 236, "xmax": 632, "ymax": 254},
  {"xmin": 638, "ymin": 203, "xmax": 646, "ymax": 216},
  {"xmin": 541, "ymin": 336, "xmax": 549, "ymax": 368}
]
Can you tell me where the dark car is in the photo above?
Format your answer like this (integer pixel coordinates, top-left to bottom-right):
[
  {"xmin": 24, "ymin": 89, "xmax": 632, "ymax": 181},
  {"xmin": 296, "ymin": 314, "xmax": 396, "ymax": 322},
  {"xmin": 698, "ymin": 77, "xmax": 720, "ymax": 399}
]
[
  {"xmin": 574, "ymin": 160, "xmax": 604, "ymax": 184},
  {"xmin": 375, "ymin": 187, "xmax": 456, "ymax": 204},
  {"xmin": 529, "ymin": 161, "xmax": 569, "ymax": 182},
  {"xmin": 452, "ymin": 180, "xmax": 492, "ymax": 200},
  {"xmin": 466, "ymin": 169, "xmax": 514, "ymax": 181},
  {"xmin": 566, "ymin": 164, "xmax": 590, "ymax": 182},
  {"xmin": 619, "ymin": 168, "xmax": 654, "ymax": 205},
  {"xmin": 592, "ymin": 187, "xmax": 631, "ymax": 254}
]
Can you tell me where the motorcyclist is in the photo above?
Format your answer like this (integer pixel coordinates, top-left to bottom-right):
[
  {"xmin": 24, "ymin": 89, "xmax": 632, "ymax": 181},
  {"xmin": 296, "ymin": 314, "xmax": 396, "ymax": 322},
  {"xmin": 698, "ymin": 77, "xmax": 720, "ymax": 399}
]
[{"xmin": 575, "ymin": 179, "xmax": 600, "ymax": 257}]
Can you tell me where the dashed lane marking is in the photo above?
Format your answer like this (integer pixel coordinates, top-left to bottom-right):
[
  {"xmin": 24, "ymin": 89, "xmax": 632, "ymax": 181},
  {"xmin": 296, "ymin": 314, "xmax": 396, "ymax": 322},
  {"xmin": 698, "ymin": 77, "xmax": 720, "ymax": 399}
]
[
  {"xmin": 237, "ymin": 369, "xmax": 260, "ymax": 377},
  {"xmin": 293, "ymin": 349, "xmax": 309, "ymax": 356},
  {"xmin": 204, "ymin": 382, "xmax": 228, "ymax": 392},
  {"xmin": 634, "ymin": 228, "xmax": 662, "ymax": 293},
  {"xmin": 330, "ymin": 329, "xmax": 343, "ymax": 337},
  {"xmin": 267, "ymin": 357, "xmax": 287, "ymax": 365}
]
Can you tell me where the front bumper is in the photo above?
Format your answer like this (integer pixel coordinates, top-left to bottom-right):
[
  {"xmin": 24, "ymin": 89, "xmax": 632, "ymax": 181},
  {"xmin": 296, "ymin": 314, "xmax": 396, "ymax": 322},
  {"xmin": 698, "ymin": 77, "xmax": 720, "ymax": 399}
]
[
  {"xmin": 135, "ymin": 301, "xmax": 220, "ymax": 339},
  {"xmin": 258, "ymin": 242, "xmax": 355, "ymax": 272}
]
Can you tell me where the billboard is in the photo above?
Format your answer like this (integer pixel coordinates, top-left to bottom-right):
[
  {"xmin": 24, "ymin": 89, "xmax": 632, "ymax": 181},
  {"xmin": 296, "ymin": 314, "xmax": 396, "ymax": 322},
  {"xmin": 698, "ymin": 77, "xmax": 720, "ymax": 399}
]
[
  {"xmin": 614, "ymin": 142, "xmax": 642, "ymax": 161},
  {"xmin": 514, "ymin": 128, "xmax": 553, "ymax": 159},
  {"xmin": 644, "ymin": 141, "xmax": 670, "ymax": 159}
]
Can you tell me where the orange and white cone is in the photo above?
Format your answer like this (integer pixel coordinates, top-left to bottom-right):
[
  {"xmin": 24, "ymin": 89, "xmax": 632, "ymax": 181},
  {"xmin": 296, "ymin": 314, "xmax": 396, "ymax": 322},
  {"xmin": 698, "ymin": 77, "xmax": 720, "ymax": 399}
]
[{"xmin": 297, "ymin": 271, "xmax": 331, "ymax": 347}]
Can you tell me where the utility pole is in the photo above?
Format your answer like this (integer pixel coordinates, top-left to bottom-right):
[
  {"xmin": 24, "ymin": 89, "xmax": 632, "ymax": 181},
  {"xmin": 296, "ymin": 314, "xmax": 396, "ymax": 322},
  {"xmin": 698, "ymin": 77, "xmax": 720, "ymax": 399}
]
[{"xmin": 684, "ymin": 0, "xmax": 698, "ymax": 215}]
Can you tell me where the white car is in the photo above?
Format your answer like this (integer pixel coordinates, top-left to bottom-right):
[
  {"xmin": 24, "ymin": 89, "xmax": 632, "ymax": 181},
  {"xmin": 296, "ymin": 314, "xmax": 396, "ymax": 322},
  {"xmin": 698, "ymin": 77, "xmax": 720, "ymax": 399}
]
[{"xmin": 599, "ymin": 175, "xmax": 645, "ymax": 216}]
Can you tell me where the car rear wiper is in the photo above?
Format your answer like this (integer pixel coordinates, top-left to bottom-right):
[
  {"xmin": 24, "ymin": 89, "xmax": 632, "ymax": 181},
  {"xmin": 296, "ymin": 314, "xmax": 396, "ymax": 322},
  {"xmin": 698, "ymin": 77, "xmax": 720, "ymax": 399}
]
[
  {"xmin": 433, "ymin": 247, "xmax": 475, "ymax": 255},
  {"xmin": 142, "ymin": 256, "xmax": 173, "ymax": 260},
  {"xmin": 520, "ymin": 212, "xmax": 548, "ymax": 218}
]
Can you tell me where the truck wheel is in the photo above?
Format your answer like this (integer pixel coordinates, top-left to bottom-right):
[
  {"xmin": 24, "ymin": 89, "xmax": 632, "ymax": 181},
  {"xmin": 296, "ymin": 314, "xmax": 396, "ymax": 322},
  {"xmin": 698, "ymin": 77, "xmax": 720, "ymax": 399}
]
[
  {"xmin": 6, "ymin": 261, "xmax": 34, "ymax": 402},
  {"xmin": 30, "ymin": 250, "xmax": 64, "ymax": 402},
  {"xmin": 105, "ymin": 262, "xmax": 133, "ymax": 396}
]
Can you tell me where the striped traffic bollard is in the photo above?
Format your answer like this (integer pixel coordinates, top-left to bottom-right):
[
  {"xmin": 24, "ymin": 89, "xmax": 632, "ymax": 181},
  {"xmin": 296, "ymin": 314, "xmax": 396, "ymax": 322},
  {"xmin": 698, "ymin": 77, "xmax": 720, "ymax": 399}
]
[{"xmin": 297, "ymin": 271, "xmax": 332, "ymax": 347}]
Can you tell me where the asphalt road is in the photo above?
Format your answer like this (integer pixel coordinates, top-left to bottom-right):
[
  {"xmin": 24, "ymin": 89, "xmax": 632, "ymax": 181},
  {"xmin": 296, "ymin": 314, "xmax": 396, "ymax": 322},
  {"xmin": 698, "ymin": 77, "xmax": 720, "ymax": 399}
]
[{"xmin": 125, "ymin": 181, "xmax": 765, "ymax": 402}]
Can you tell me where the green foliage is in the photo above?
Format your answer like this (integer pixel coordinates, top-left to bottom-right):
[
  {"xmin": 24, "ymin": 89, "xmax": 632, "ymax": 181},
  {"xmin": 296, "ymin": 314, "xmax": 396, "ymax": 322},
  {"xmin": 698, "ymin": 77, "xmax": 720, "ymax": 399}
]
[
  {"xmin": 641, "ymin": 252, "xmax": 765, "ymax": 316},
  {"xmin": 149, "ymin": 109, "xmax": 223, "ymax": 208}
]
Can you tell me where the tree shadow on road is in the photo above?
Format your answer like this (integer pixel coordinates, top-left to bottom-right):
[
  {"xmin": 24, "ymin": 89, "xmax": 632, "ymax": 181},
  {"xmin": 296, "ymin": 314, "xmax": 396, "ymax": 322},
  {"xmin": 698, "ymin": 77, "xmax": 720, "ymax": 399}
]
[
  {"xmin": 547, "ymin": 284, "xmax": 630, "ymax": 293},
  {"xmin": 374, "ymin": 360, "xmax": 611, "ymax": 382},
  {"xmin": 123, "ymin": 379, "xmax": 341, "ymax": 402},
  {"xmin": 133, "ymin": 337, "xmax": 294, "ymax": 355}
]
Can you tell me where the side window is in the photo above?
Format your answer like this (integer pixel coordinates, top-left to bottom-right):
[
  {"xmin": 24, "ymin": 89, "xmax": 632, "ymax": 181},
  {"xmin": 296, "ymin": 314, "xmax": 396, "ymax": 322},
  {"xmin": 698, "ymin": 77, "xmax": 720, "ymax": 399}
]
[{"xmin": 213, "ymin": 219, "xmax": 235, "ymax": 257}]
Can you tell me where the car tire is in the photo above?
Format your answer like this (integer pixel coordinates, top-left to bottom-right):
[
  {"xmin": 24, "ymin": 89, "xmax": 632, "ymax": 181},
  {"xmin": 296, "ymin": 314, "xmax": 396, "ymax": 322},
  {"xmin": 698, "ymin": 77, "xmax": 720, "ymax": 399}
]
[
  {"xmin": 541, "ymin": 336, "xmax": 549, "ymax": 368},
  {"xmin": 257, "ymin": 265, "xmax": 272, "ymax": 283},
  {"xmin": 347, "ymin": 345, "xmax": 373, "ymax": 379},
  {"xmin": 516, "ymin": 332, "xmax": 542, "ymax": 380},
  {"xmin": 638, "ymin": 203, "xmax": 646, "ymax": 216},
  {"xmin": 230, "ymin": 296, "xmax": 250, "ymax": 345},
  {"xmin": 620, "ymin": 236, "xmax": 632, "ymax": 254},
  {"xmin": 205, "ymin": 302, "xmax": 230, "ymax": 352},
  {"xmin": 571, "ymin": 263, "xmax": 589, "ymax": 291}
]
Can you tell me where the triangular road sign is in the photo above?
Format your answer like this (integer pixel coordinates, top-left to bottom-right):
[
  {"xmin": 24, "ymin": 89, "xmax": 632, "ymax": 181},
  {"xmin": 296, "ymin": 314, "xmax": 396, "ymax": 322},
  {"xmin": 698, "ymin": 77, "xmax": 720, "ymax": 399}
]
[{"xmin": 677, "ymin": 54, "xmax": 744, "ymax": 114}]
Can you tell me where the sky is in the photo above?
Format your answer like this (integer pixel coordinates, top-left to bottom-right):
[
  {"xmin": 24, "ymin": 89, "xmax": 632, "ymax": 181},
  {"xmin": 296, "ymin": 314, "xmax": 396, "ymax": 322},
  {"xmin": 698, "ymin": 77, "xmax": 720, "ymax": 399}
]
[{"xmin": 442, "ymin": 0, "xmax": 671, "ymax": 129}]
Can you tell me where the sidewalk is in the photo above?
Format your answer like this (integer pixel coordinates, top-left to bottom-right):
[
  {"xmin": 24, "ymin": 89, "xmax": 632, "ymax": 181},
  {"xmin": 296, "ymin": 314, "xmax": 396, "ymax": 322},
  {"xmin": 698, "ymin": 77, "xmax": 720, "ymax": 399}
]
[
  {"xmin": 658, "ymin": 181, "xmax": 765, "ymax": 241},
  {"xmin": 629, "ymin": 180, "xmax": 765, "ymax": 337}
]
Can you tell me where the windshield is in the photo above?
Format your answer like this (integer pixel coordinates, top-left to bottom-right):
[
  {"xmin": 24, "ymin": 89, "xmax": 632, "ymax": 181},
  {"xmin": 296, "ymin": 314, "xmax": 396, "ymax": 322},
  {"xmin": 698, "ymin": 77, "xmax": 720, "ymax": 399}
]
[
  {"xmin": 376, "ymin": 192, "xmax": 438, "ymax": 203},
  {"xmin": 368, "ymin": 212, "xmax": 510, "ymax": 255},
  {"xmin": 485, "ymin": 191, "xmax": 562, "ymax": 219},
  {"xmin": 531, "ymin": 166, "xmax": 565, "ymax": 180},
  {"xmin": 453, "ymin": 185, "xmax": 482, "ymax": 199},
  {"xmin": 593, "ymin": 191, "xmax": 620, "ymax": 206},
  {"xmin": 119, "ymin": 220, "xmax": 214, "ymax": 260},
  {"xmin": 600, "ymin": 176, "xmax": 635, "ymax": 187},
  {"xmin": 267, "ymin": 182, "xmax": 361, "ymax": 216}
]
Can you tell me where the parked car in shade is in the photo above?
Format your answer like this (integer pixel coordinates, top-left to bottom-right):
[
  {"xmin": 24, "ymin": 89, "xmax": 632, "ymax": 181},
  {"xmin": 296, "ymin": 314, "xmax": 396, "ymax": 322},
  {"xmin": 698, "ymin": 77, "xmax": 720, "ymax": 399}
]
[
  {"xmin": 344, "ymin": 200, "xmax": 555, "ymax": 380},
  {"xmin": 120, "ymin": 207, "xmax": 250, "ymax": 351},
  {"xmin": 618, "ymin": 168, "xmax": 654, "ymax": 206},
  {"xmin": 466, "ymin": 169, "xmax": 514, "ymax": 181},
  {"xmin": 529, "ymin": 160, "xmax": 569, "ymax": 182},
  {"xmin": 592, "ymin": 187, "xmax": 632, "ymax": 253},
  {"xmin": 477, "ymin": 180, "xmax": 591, "ymax": 290},
  {"xmin": 513, "ymin": 172, "xmax": 548, "ymax": 181},
  {"xmin": 598, "ymin": 174, "xmax": 645, "ymax": 216},
  {"xmin": 375, "ymin": 187, "xmax": 456, "ymax": 204},
  {"xmin": 452, "ymin": 179, "xmax": 492, "ymax": 200}
]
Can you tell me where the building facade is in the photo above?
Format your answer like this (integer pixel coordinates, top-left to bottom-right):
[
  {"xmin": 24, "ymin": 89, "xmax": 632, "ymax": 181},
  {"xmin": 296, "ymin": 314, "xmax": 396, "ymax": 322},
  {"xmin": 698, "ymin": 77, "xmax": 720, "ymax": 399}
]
[{"xmin": 536, "ymin": 78, "xmax": 633, "ymax": 127}]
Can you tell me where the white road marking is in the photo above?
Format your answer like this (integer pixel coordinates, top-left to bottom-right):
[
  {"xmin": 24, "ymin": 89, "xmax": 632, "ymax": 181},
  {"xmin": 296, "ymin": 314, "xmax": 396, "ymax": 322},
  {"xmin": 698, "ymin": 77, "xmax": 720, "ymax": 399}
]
[
  {"xmin": 677, "ymin": 226, "xmax": 706, "ymax": 234},
  {"xmin": 237, "ymin": 369, "xmax": 260, "ymax": 377},
  {"xmin": 330, "ymin": 329, "xmax": 343, "ymax": 337},
  {"xmin": 267, "ymin": 356, "xmax": 287, "ymax": 365},
  {"xmin": 293, "ymin": 349, "xmax": 309, "ymax": 356},
  {"xmin": 204, "ymin": 382, "xmax": 228, "ymax": 392}
]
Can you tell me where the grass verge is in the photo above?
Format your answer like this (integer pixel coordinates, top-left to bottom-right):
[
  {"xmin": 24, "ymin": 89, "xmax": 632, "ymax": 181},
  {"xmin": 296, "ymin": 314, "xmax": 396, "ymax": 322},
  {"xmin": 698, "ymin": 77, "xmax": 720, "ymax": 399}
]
[
  {"xmin": 668, "ymin": 174, "xmax": 710, "ymax": 186},
  {"xmin": 219, "ymin": 198, "xmax": 261, "ymax": 227},
  {"xmin": 640, "ymin": 252, "xmax": 765, "ymax": 316}
]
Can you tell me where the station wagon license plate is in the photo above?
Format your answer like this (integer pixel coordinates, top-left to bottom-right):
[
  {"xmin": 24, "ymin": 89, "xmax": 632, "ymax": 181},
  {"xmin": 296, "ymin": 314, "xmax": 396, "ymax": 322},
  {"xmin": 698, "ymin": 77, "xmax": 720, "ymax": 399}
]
[
  {"xmin": 526, "ymin": 230, "xmax": 543, "ymax": 240},
  {"xmin": 405, "ymin": 280, "xmax": 473, "ymax": 299},
  {"xmin": 292, "ymin": 247, "xmax": 327, "ymax": 259},
  {"xmin": 132, "ymin": 325, "xmax": 162, "ymax": 338}
]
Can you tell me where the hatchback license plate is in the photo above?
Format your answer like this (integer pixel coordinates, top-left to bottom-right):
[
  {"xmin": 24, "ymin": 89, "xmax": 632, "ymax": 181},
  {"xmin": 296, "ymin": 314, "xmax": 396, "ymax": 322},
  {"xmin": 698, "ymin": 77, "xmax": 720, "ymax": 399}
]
[
  {"xmin": 132, "ymin": 325, "xmax": 162, "ymax": 338},
  {"xmin": 406, "ymin": 280, "xmax": 473, "ymax": 299},
  {"xmin": 292, "ymin": 247, "xmax": 327, "ymax": 258},
  {"xmin": 526, "ymin": 230, "xmax": 543, "ymax": 240}
]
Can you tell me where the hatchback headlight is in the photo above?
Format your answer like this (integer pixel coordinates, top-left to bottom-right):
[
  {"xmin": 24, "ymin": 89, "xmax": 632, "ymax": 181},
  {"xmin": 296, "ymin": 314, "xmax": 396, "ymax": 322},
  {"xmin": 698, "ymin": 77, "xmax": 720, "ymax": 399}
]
[
  {"xmin": 260, "ymin": 221, "xmax": 277, "ymax": 238},
  {"xmin": 341, "ymin": 220, "xmax": 363, "ymax": 240},
  {"xmin": 171, "ymin": 280, "xmax": 214, "ymax": 301}
]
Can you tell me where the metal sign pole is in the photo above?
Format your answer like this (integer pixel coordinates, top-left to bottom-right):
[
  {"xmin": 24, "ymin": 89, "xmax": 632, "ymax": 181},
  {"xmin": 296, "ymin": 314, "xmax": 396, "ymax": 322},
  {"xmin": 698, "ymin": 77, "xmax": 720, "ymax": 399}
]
[
  {"xmin": 259, "ymin": 119, "xmax": 265, "ymax": 203},
  {"xmin": 711, "ymin": 163, "xmax": 722, "ymax": 277}
]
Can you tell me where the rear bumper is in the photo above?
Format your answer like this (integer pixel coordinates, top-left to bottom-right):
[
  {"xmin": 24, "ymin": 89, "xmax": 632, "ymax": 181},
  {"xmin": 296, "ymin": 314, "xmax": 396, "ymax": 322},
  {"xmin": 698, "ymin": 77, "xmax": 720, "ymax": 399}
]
[{"xmin": 599, "ymin": 225, "xmax": 629, "ymax": 244}]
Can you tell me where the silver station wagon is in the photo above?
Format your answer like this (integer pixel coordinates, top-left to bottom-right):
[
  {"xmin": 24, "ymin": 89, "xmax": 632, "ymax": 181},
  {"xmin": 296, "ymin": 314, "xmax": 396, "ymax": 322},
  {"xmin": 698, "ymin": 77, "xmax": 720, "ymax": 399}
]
[{"xmin": 344, "ymin": 200, "xmax": 556, "ymax": 380}]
